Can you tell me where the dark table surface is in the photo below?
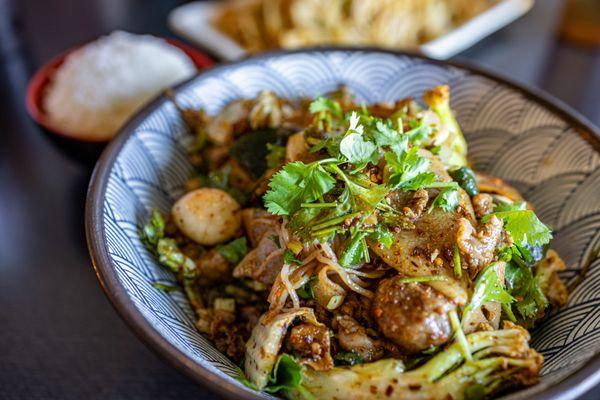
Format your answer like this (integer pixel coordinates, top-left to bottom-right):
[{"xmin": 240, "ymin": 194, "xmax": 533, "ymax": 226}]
[{"xmin": 0, "ymin": 0, "xmax": 599, "ymax": 399}]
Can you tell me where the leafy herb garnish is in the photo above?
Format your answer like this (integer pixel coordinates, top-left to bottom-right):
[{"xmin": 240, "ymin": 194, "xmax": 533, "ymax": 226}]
[
  {"xmin": 284, "ymin": 249, "xmax": 303, "ymax": 265},
  {"xmin": 263, "ymin": 354, "xmax": 316, "ymax": 400},
  {"xmin": 263, "ymin": 96, "xmax": 467, "ymax": 266},
  {"xmin": 216, "ymin": 237, "xmax": 248, "ymax": 264},
  {"xmin": 462, "ymin": 262, "xmax": 513, "ymax": 321}
]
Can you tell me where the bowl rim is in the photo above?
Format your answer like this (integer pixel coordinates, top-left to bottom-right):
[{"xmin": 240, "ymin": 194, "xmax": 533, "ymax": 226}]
[
  {"xmin": 25, "ymin": 36, "xmax": 214, "ymax": 143},
  {"xmin": 86, "ymin": 47, "xmax": 600, "ymax": 400}
]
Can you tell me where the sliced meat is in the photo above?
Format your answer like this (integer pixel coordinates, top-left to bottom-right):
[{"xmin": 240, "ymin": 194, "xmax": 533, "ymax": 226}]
[
  {"xmin": 233, "ymin": 236, "xmax": 285, "ymax": 284},
  {"xmin": 228, "ymin": 159, "xmax": 256, "ymax": 192},
  {"xmin": 242, "ymin": 208, "xmax": 281, "ymax": 247},
  {"xmin": 372, "ymin": 278, "xmax": 456, "ymax": 353},
  {"xmin": 385, "ymin": 188, "xmax": 429, "ymax": 229},
  {"xmin": 202, "ymin": 144, "xmax": 230, "ymax": 170},
  {"xmin": 337, "ymin": 292, "xmax": 374, "ymax": 328},
  {"xmin": 537, "ymin": 249, "xmax": 568, "ymax": 307},
  {"xmin": 456, "ymin": 215, "xmax": 503, "ymax": 275},
  {"xmin": 285, "ymin": 130, "xmax": 319, "ymax": 163},
  {"xmin": 196, "ymin": 249, "xmax": 232, "ymax": 287},
  {"xmin": 472, "ymin": 193, "xmax": 495, "ymax": 219},
  {"xmin": 369, "ymin": 186, "xmax": 474, "ymax": 304},
  {"xmin": 206, "ymin": 100, "xmax": 250, "ymax": 145},
  {"xmin": 334, "ymin": 315, "xmax": 384, "ymax": 362},
  {"xmin": 285, "ymin": 323, "xmax": 334, "ymax": 371},
  {"xmin": 476, "ymin": 172, "xmax": 523, "ymax": 201}
]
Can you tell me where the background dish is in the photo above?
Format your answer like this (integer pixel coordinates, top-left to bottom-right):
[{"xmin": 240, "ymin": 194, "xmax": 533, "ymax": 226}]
[
  {"xmin": 87, "ymin": 49, "xmax": 600, "ymax": 400},
  {"xmin": 25, "ymin": 38, "xmax": 214, "ymax": 142},
  {"xmin": 168, "ymin": 0, "xmax": 534, "ymax": 60}
]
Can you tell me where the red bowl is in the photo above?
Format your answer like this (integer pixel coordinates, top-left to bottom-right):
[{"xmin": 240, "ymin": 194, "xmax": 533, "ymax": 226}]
[{"xmin": 25, "ymin": 37, "xmax": 214, "ymax": 143}]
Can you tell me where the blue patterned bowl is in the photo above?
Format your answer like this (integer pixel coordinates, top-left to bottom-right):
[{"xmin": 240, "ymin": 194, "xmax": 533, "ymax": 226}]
[{"xmin": 86, "ymin": 49, "xmax": 600, "ymax": 400}]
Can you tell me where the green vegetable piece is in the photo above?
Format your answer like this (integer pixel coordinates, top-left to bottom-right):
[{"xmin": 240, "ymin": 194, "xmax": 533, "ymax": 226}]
[
  {"xmin": 339, "ymin": 116, "xmax": 377, "ymax": 167},
  {"xmin": 424, "ymin": 85, "xmax": 467, "ymax": 168},
  {"xmin": 296, "ymin": 279, "xmax": 315, "ymax": 300},
  {"xmin": 449, "ymin": 167, "xmax": 479, "ymax": 196},
  {"xmin": 151, "ymin": 282, "xmax": 178, "ymax": 292},
  {"xmin": 200, "ymin": 164, "xmax": 248, "ymax": 205},
  {"xmin": 453, "ymin": 243, "xmax": 462, "ymax": 278},
  {"xmin": 504, "ymin": 261, "xmax": 549, "ymax": 323},
  {"xmin": 309, "ymin": 97, "xmax": 342, "ymax": 131},
  {"xmin": 229, "ymin": 128, "xmax": 291, "ymax": 178},
  {"xmin": 429, "ymin": 186, "xmax": 460, "ymax": 213},
  {"xmin": 266, "ymin": 143, "xmax": 286, "ymax": 169},
  {"xmin": 487, "ymin": 210, "xmax": 552, "ymax": 250},
  {"xmin": 284, "ymin": 249, "xmax": 303, "ymax": 265},
  {"xmin": 333, "ymin": 352, "xmax": 363, "ymax": 366},
  {"xmin": 462, "ymin": 262, "xmax": 513, "ymax": 322},
  {"xmin": 299, "ymin": 327, "xmax": 541, "ymax": 400},
  {"xmin": 449, "ymin": 309, "xmax": 472, "ymax": 362},
  {"xmin": 156, "ymin": 238, "xmax": 197, "ymax": 279},
  {"xmin": 339, "ymin": 231, "xmax": 368, "ymax": 267},
  {"xmin": 264, "ymin": 354, "xmax": 316, "ymax": 400},
  {"xmin": 367, "ymin": 226, "xmax": 393, "ymax": 249},
  {"xmin": 140, "ymin": 209, "xmax": 165, "ymax": 250},
  {"xmin": 216, "ymin": 237, "xmax": 248, "ymax": 264},
  {"xmin": 385, "ymin": 147, "xmax": 431, "ymax": 188}
]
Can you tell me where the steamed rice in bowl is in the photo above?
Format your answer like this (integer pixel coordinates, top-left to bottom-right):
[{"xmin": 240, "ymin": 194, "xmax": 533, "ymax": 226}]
[{"xmin": 43, "ymin": 31, "xmax": 196, "ymax": 141}]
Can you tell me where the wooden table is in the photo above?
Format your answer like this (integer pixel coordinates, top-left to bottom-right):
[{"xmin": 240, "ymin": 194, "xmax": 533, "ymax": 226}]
[{"xmin": 0, "ymin": 0, "xmax": 598, "ymax": 398}]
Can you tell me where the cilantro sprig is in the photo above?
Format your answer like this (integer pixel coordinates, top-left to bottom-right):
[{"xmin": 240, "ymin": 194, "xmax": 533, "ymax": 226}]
[
  {"xmin": 263, "ymin": 96, "xmax": 466, "ymax": 267},
  {"xmin": 483, "ymin": 201, "xmax": 553, "ymax": 324}
]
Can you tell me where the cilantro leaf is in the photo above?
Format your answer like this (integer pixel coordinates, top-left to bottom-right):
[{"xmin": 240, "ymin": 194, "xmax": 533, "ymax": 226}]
[
  {"xmin": 374, "ymin": 120, "xmax": 408, "ymax": 155},
  {"xmin": 429, "ymin": 186, "xmax": 459, "ymax": 213},
  {"xmin": 309, "ymin": 97, "xmax": 342, "ymax": 117},
  {"xmin": 216, "ymin": 237, "xmax": 248, "ymax": 264},
  {"xmin": 339, "ymin": 132, "xmax": 376, "ymax": 166},
  {"xmin": 494, "ymin": 200, "xmax": 527, "ymax": 212},
  {"xmin": 309, "ymin": 97, "xmax": 342, "ymax": 131},
  {"xmin": 340, "ymin": 231, "xmax": 368, "ymax": 267},
  {"xmin": 504, "ymin": 261, "xmax": 548, "ymax": 323},
  {"xmin": 399, "ymin": 171, "xmax": 437, "ymax": 191},
  {"xmin": 264, "ymin": 161, "xmax": 336, "ymax": 215},
  {"xmin": 368, "ymin": 226, "xmax": 393, "ymax": 249},
  {"xmin": 385, "ymin": 147, "xmax": 430, "ymax": 188},
  {"xmin": 405, "ymin": 123, "xmax": 432, "ymax": 145},
  {"xmin": 462, "ymin": 262, "xmax": 513, "ymax": 321},
  {"xmin": 488, "ymin": 210, "xmax": 552, "ymax": 249}
]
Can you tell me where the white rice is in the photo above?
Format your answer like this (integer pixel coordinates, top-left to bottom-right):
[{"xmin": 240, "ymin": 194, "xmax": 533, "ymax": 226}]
[{"xmin": 44, "ymin": 31, "xmax": 196, "ymax": 141}]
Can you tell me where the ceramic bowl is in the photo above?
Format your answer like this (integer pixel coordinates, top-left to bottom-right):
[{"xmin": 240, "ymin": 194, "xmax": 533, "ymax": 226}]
[{"xmin": 86, "ymin": 49, "xmax": 600, "ymax": 400}]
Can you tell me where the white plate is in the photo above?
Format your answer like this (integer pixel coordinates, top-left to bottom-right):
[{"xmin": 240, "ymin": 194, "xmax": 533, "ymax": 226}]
[{"xmin": 168, "ymin": 0, "xmax": 534, "ymax": 60}]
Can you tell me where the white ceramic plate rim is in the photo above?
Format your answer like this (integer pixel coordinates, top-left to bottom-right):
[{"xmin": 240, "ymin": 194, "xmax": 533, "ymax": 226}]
[{"xmin": 167, "ymin": 0, "xmax": 534, "ymax": 60}]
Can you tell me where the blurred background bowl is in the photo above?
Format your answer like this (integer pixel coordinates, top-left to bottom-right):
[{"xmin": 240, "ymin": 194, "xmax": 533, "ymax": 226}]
[{"xmin": 25, "ymin": 37, "xmax": 213, "ymax": 165}]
